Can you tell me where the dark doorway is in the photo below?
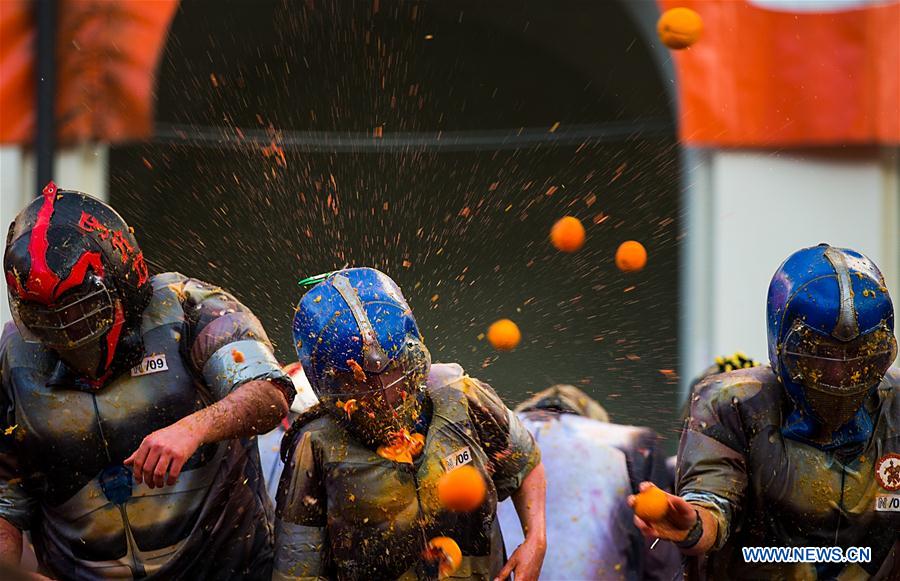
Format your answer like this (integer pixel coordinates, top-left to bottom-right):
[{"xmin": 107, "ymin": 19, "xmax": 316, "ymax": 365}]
[{"xmin": 110, "ymin": 0, "xmax": 682, "ymax": 444}]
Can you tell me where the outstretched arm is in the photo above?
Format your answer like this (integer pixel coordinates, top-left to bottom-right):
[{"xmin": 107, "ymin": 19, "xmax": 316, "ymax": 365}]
[
  {"xmin": 126, "ymin": 275, "xmax": 294, "ymax": 488},
  {"xmin": 495, "ymin": 462, "xmax": 547, "ymax": 581},
  {"xmin": 125, "ymin": 379, "xmax": 288, "ymax": 488},
  {"xmin": 628, "ymin": 482, "xmax": 719, "ymax": 556}
]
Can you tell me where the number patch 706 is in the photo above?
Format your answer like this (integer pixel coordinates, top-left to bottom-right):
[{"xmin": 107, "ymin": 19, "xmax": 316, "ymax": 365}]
[{"xmin": 442, "ymin": 446, "xmax": 473, "ymax": 471}]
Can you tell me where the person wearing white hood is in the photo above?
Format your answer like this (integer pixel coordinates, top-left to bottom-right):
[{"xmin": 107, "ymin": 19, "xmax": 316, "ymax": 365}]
[
  {"xmin": 497, "ymin": 385, "xmax": 681, "ymax": 580},
  {"xmin": 257, "ymin": 362, "xmax": 319, "ymax": 501}
]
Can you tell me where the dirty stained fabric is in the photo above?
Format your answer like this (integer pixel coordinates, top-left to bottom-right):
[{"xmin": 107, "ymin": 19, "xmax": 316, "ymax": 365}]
[
  {"xmin": 274, "ymin": 362, "xmax": 541, "ymax": 580},
  {"xmin": 677, "ymin": 365, "xmax": 900, "ymax": 580},
  {"xmin": 0, "ymin": 272, "xmax": 291, "ymax": 579}
]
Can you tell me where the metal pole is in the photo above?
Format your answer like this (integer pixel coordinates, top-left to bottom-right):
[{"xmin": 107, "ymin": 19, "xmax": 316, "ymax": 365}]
[{"xmin": 35, "ymin": 0, "xmax": 57, "ymax": 194}]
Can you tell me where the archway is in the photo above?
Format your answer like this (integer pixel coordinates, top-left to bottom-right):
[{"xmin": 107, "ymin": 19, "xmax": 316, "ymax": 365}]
[{"xmin": 110, "ymin": 0, "xmax": 682, "ymax": 441}]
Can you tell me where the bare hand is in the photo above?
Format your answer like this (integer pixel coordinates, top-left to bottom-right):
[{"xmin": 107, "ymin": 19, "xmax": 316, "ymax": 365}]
[
  {"xmin": 627, "ymin": 481, "xmax": 697, "ymax": 542},
  {"xmin": 494, "ymin": 535, "xmax": 546, "ymax": 581},
  {"xmin": 124, "ymin": 420, "xmax": 205, "ymax": 488}
]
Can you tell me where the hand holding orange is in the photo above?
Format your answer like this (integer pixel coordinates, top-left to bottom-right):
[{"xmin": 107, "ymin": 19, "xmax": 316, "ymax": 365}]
[
  {"xmin": 632, "ymin": 484, "xmax": 670, "ymax": 522},
  {"xmin": 629, "ymin": 482, "xmax": 704, "ymax": 544}
]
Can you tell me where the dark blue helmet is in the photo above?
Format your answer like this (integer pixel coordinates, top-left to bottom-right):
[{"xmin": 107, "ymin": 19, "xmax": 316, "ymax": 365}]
[
  {"xmin": 292, "ymin": 267, "xmax": 431, "ymax": 443},
  {"xmin": 767, "ymin": 245, "xmax": 897, "ymax": 449}
]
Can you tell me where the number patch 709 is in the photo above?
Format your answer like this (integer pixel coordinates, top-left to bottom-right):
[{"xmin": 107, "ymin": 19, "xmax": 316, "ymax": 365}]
[{"xmin": 131, "ymin": 354, "xmax": 169, "ymax": 377}]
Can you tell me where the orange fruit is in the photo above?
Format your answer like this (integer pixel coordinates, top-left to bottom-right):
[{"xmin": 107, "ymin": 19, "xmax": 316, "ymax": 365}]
[
  {"xmin": 550, "ymin": 216, "xmax": 586, "ymax": 253},
  {"xmin": 633, "ymin": 485, "xmax": 669, "ymax": 522},
  {"xmin": 487, "ymin": 318, "xmax": 521, "ymax": 351},
  {"xmin": 615, "ymin": 240, "xmax": 647, "ymax": 272},
  {"xmin": 426, "ymin": 536, "xmax": 463, "ymax": 578},
  {"xmin": 437, "ymin": 465, "xmax": 487, "ymax": 512},
  {"xmin": 346, "ymin": 358, "xmax": 367, "ymax": 382},
  {"xmin": 377, "ymin": 431, "xmax": 425, "ymax": 464},
  {"xmin": 336, "ymin": 398, "xmax": 358, "ymax": 419},
  {"xmin": 657, "ymin": 7, "xmax": 703, "ymax": 50}
]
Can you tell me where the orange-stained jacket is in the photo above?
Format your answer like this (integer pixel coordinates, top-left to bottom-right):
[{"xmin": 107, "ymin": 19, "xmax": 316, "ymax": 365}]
[
  {"xmin": 677, "ymin": 365, "xmax": 900, "ymax": 580},
  {"xmin": 273, "ymin": 362, "xmax": 541, "ymax": 581}
]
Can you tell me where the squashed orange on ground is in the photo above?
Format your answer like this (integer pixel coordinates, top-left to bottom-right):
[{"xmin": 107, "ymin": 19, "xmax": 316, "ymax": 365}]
[
  {"xmin": 657, "ymin": 7, "xmax": 703, "ymax": 50},
  {"xmin": 424, "ymin": 536, "xmax": 463, "ymax": 578},
  {"xmin": 487, "ymin": 318, "xmax": 521, "ymax": 351},
  {"xmin": 377, "ymin": 430, "xmax": 425, "ymax": 464},
  {"xmin": 615, "ymin": 240, "xmax": 648, "ymax": 272},
  {"xmin": 437, "ymin": 464, "xmax": 487, "ymax": 512},
  {"xmin": 633, "ymin": 485, "xmax": 669, "ymax": 522},
  {"xmin": 550, "ymin": 216, "xmax": 586, "ymax": 253}
]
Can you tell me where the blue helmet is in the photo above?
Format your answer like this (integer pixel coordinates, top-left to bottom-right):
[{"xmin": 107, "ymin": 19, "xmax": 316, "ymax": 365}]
[
  {"xmin": 293, "ymin": 267, "xmax": 431, "ymax": 444},
  {"xmin": 767, "ymin": 245, "xmax": 897, "ymax": 449}
]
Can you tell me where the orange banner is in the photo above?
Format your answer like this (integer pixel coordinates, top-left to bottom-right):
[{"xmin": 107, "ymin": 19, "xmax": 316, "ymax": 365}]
[
  {"xmin": 0, "ymin": 0, "xmax": 177, "ymax": 145},
  {"xmin": 2, "ymin": 1, "xmax": 896, "ymax": 148},
  {"xmin": 660, "ymin": 0, "xmax": 899, "ymax": 147}
]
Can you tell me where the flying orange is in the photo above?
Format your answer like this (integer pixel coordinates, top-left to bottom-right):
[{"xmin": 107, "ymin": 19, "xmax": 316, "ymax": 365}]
[
  {"xmin": 437, "ymin": 465, "xmax": 487, "ymax": 512},
  {"xmin": 425, "ymin": 536, "xmax": 463, "ymax": 578},
  {"xmin": 550, "ymin": 216, "xmax": 586, "ymax": 252},
  {"xmin": 657, "ymin": 7, "xmax": 703, "ymax": 50},
  {"xmin": 487, "ymin": 318, "xmax": 521, "ymax": 351},
  {"xmin": 615, "ymin": 240, "xmax": 648, "ymax": 272}
]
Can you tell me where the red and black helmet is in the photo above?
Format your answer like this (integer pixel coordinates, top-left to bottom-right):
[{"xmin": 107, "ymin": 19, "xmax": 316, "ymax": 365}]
[{"xmin": 4, "ymin": 182, "xmax": 151, "ymax": 377}]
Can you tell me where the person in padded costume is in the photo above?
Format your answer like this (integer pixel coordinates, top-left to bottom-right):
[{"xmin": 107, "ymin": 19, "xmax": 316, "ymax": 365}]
[
  {"xmin": 630, "ymin": 245, "xmax": 899, "ymax": 580},
  {"xmin": 497, "ymin": 385, "xmax": 681, "ymax": 581},
  {"xmin": 274, "ymin": 267, "xmax": 546, "ymax": 580},
  {"xmin": 0, "ymin": 183, "xmax": 293, "ymax": 579}
]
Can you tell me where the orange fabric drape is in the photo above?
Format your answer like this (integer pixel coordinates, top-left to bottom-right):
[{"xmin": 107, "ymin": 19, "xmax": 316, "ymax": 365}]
[
  {"xmin": 3, "ymin": 1, "xmax": 897, "ymax": 148},
  {"xmin": 0, "ymin": 0, "xmax": 178, "ymax": 145},
  {"xmin": 0, "ymin": 0, "xmax": 34, "ymax": 143},
  {"xmin": 659, "ymin": 0, "xmax": 899, "ymax": 147}
]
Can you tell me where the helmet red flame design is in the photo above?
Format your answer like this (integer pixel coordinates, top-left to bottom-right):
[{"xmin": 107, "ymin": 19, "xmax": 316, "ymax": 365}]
[
  {"xmin": 5, "ymin": 182, "xmax": 152, "ymax": 381},
  {"xmin": 9, "ymin": 181, "xmax": 106, "ymax": 305}
]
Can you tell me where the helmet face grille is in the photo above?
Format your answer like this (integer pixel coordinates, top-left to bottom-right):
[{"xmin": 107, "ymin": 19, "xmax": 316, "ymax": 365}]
[
  {"xmin": 10, "ymin": 274, "xmax": 114, "ymax": 349},
  {"xmin": 5, "ymin": 186, "xmax": 153, "ymax": 378},
  {"xmin": 314, "ymin": 335, "xmax": 431, "ymax": 445},
  {"xmin": 781, "ymin": 319, "xmax": 897, "ymax": 435},
  {"xmin": 804, "ymin": 387, "xmax": 870, "ymax": 435},
  {"xmin": 782, "ymin": 321, "xmax": 896, "ymax": 395}
]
